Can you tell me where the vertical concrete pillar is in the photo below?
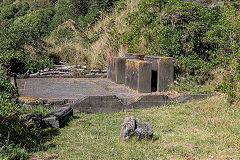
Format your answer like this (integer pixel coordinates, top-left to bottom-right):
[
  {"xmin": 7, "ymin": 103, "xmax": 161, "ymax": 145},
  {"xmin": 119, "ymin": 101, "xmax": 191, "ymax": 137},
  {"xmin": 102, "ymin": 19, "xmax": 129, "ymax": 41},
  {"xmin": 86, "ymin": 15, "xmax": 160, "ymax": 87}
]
[
  {"xmin": 157, "ymin": 57, "xmax": 174, "ymax": 91},
  {"xmin": 144, "ymin": 56, "xmax": 174, "ymax": 92},
  {"xmin": 115, "ymin": 57, "xmax": 127, "ymax": 84},
  {"xmin": 125, "ymin": 59, "xmax": 152, "ymax": 93},
  {"xmin": 107, "ymin": 57, "xmax": 127, "ymax": 84},
  {"xmin": 107, "ymin": 56, "xmax": 116, "ymax": 82}
]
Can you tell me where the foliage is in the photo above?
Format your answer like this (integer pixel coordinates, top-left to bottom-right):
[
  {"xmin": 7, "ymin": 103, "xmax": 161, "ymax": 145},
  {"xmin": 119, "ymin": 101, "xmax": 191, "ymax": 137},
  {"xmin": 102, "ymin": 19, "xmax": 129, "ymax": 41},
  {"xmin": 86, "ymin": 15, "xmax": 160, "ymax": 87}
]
[
  {"xmin": 25, "ymin": 56, "xmax": 53, "ymax": 74},
  {"xmin": 0, "ymin": 0, "xmax": 117, "ymax": 75},
  {"xmin": 121, "ymin": 0, "xmax": 220, "ymax": 77},
  {"xmin": 0, "ymin": 117, "xmax": 60, "ymax": 159},
  {"xmin": 0, "ymin": 1, "xmax": 30, "ymax": 28},
  {"xmin": 0, "ymin": 25, "xmax": 51, "ymax": 74},
  {"xmin": 0, "ymin": 70, "xmax": 19, "ymax": 125},
  {"xmin": 205, "ymin": 4, "xmax": 240, "ymax": 102},
  {"xmin": 111, "ymin": 0, "xmax": 239, "ymax": 101}
]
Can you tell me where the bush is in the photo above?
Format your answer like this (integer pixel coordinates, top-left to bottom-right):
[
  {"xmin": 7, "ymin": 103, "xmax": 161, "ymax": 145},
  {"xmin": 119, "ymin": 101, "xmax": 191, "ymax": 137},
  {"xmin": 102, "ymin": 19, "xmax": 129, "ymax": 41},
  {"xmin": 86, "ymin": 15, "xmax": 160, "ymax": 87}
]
[
  {"xmin": 121, "ymin": 0, "xmax": 220, "ymax": 78},
  {"xmin": 205, "ymin": 3, "xmax": 240, "ymax": 102},
  {"xmin": 0, "ymin": 1, "xmax": 30, "ymax": 28},
  {"xmin": 110, "ymin": 0, "xmax": 239, "ymax": 102},
  {"xmin": 0, "ymin": 70, "xmax": 19, "ymax": 124},
  {"xmin": 0, "ymin": 12, "xmax": 54, "ymax": 74},
  {"xmin": 25, "ymin": 56, "xmax": 53, "ymax": 74},
  {"xmin": 0, "ymin": 116, "xmax": 60, "ymax": 159},
  {"xmin": 50, "ymin": 0, "xmax": 77, "ymax": 29}
]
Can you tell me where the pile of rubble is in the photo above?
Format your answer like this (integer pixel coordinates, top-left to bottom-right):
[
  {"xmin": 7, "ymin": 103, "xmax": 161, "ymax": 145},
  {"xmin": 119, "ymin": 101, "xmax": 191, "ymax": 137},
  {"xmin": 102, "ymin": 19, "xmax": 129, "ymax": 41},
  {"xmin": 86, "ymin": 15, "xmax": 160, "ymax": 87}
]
[{"xmin": 26, "ymin": 62, "xmax": 107, "ymax": 78}]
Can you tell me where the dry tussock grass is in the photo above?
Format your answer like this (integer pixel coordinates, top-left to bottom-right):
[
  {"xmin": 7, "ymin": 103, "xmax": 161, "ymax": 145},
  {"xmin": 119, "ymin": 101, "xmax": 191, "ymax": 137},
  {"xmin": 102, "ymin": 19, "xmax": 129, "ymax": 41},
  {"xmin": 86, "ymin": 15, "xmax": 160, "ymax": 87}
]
[
  {"xmin": 85, "ymin": 0, "xmax": 140, "ymax": 68},
  {"xmin": 46, "ymin": 37, "xmax": 88, "ymax": 65},
  {"xmin": 46, "ymin": 0, "xmax": 140, "ymax": 68}
]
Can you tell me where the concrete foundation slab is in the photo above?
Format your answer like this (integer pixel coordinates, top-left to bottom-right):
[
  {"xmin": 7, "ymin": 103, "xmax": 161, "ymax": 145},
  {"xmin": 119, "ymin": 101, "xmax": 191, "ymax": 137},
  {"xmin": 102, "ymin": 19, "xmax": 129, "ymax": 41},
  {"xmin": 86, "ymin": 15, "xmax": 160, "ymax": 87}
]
[{"xmin": 16, "ymin": 78, "xmax": 213, "ymax": 114}]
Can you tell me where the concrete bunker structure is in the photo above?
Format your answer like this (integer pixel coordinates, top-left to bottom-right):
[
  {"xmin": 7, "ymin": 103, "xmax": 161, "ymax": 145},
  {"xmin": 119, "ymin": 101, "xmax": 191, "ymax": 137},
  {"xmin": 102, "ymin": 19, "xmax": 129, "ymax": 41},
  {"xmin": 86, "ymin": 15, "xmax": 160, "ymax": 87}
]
[{"xmin": 107, "ymin": 53, "xmax": 174, "ymax": 93}]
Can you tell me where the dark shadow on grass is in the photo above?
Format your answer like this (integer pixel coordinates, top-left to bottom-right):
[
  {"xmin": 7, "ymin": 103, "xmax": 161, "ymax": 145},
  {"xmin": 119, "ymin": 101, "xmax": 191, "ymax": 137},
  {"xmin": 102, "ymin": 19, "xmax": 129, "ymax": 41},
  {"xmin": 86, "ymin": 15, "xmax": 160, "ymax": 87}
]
[
  {"xmin": 59, "ymin": 115, "xmax": 79, "ymax": 128},
  {"xmin": 152, "ymin": 136, "xmax": 160, "ymax": 142},
  {"xmin": 0, "ymin": 117, "xmax": 61, "ymax": 159}
]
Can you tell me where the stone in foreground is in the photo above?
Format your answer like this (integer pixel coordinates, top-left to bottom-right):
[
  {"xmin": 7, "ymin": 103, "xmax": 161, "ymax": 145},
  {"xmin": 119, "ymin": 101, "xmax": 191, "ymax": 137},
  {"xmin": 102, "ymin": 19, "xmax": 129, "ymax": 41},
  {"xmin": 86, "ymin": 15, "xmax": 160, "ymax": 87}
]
[
  {"xmin": 120, "ymin": 116, "xmax": 153, "ymax": 141},
  {"xmin": 42, "ymin": 107, "xmax": 73, "ymax": 128}
]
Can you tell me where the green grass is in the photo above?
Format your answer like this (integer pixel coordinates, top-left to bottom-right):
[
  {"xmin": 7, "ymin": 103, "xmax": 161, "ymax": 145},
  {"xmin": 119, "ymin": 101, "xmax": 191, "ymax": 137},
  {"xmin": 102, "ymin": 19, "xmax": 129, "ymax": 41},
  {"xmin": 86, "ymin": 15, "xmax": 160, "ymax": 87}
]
[{"xmin": 29, "ymin": 95, "xmax": 240, "ymax": 160}]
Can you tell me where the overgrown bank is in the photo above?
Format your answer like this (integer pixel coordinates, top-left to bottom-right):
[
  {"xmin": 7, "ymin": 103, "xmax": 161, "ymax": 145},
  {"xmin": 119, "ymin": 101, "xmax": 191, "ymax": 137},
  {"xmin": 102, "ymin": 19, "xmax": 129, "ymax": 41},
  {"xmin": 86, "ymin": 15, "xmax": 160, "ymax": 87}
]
[
  {"xmin": 47, "ymin": 0, "xmax": 239, "ymax": 101},
  {"xmin": 0, "ymin": 0, "xmax": 239, "ymax": 100},
  {"xmin": 0, "ymin": 0, "xmax": 239, "ymax": 159}
]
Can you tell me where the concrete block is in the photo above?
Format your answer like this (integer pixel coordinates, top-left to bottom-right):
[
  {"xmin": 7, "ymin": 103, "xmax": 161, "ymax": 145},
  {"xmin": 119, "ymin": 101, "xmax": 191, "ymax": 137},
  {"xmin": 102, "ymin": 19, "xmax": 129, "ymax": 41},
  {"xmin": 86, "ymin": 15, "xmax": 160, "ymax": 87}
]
[
  {"xmin": 125, "ymin": 53, "xmax": 145, "ymax": 60},
  {"xmin": 130, "ymin": 95, "xmax": 170, "ymax": 109},
  {"xmin": 107, "ymin": 56, "xmax": 116, "ymax": 82},
  {"xmin": 125, "ymin": 59, "xmax": 152, "ymax": 93},
  {"xmin": 107, "ymin": 57, "xmax": 127, "ymax": 84},
  {"xmin": 71, "ymin": 96, "xmax": 123, "ymax": 114},
  {"xmin": 157, "ymin": 57, "xmax": 174, "ymax": 91},
  {"xmin": 144, "ymin": 56, "xmax": 162, "ymax": 71},
  {"xmin": 42, "ymin": 107, "xmax": 73, "ymax": 128}
]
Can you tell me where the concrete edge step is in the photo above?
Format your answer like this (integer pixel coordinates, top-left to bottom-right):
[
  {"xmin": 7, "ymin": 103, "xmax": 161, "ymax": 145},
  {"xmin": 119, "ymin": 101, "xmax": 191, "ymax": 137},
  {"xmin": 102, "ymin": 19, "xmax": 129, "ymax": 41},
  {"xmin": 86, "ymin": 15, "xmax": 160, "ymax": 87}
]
[{"xmin": 18, "ymin": 94, "xmax": 214, "ymax": 114}]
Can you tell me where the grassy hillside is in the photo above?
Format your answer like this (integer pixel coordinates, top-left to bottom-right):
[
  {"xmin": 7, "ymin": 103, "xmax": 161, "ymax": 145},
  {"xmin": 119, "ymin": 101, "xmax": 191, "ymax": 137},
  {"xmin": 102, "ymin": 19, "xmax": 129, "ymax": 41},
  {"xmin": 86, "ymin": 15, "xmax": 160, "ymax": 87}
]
[{"xmin": 22, "ymin": 95, "xmax": 240, "ymax": 159}]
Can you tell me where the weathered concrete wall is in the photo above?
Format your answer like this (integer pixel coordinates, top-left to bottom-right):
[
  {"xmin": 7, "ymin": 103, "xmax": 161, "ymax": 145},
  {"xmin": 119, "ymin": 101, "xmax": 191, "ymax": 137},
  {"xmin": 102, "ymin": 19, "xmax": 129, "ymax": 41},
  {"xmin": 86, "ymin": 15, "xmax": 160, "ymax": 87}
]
[
  {"xmin": 107, "ymin": 57, "xmax": 127, "ymax": 84},
  {"xmin": 107, "ymin": 56, "xmax": 116, "ymax": 82},
  {"xmin": 157, "ymin": 57, "xmax": 174, "ymax": 91},
  {"xmin": 144, "ymin": 56, "xmax": 162, "ymax": 92},
  {"xmin": 130, "ymin": 95, "xmax": 170, "ymax": 109},
  {"xmin": 71, "ymin": 95, "xmax": 123, "ymax": 114},
  {"xmin": 115, "ymin": 57, "xmax": 127, "ymax": 84},
  {"xmin": 125, "ymin": 53, "xmax": 145, "ymax": 60},
  {"xmin": 144, "ymin": 56, "xmax": 162, "ymax": 71},
  {"xmin": 144, "ymin": 56, "xmax": 174, "ymax": 92},
  {"xmin": 125, "ymin": 59, "xmax": 152, "ymax": 93}
]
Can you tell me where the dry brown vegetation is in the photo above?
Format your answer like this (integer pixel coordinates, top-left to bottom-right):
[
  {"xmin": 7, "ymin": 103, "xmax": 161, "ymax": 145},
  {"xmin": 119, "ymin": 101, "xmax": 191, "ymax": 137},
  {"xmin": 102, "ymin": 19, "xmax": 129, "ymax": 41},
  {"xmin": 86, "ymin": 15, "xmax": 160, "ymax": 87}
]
[{"xmin": 46, "ymin": 0, "xmax": 140, "ymax": 68}]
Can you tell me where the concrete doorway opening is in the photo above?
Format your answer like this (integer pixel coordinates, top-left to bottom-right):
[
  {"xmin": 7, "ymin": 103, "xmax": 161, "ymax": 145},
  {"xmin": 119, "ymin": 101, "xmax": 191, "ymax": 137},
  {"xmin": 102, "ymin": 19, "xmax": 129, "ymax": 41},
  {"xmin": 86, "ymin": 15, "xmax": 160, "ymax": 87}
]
[{"xmin": 151, "ymin": 70, "xmax": 158, "ymax": 92}]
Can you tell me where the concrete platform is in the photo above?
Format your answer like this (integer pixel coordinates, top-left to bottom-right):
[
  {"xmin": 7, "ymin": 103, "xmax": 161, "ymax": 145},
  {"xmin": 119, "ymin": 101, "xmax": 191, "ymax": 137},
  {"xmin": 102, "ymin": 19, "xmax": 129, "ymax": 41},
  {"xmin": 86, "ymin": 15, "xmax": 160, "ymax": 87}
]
[{"xmin": 16, "ymin": 78, "xmax": 212, "ymax": 113}]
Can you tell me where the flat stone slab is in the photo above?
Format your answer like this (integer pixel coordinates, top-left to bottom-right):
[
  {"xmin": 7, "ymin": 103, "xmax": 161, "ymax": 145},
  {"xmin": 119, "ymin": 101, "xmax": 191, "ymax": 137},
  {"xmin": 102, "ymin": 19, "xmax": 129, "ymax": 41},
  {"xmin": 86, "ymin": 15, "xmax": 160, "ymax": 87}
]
[
  {"xmin": 16, "ymin": 78, "xmax": 213, "ymax": 113},
  {"xmin": 43, "ymin": 107, "xmax": 73, "ymax": 128}
]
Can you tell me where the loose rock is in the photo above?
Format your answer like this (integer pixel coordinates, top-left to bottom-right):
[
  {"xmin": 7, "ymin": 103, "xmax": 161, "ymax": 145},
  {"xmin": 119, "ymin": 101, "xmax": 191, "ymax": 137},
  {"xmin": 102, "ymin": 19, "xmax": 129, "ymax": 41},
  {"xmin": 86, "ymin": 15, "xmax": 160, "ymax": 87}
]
[
  {"xmin": 21, "ymin": 114, "xmax": 46, "ymax": 129},
  {"xmin": 42, "ymin": 107, "xmax": 73, "ymax": 128},
  {"xmin": 120, "ymin": 116, "xmax": 153, "ymax": 141}
]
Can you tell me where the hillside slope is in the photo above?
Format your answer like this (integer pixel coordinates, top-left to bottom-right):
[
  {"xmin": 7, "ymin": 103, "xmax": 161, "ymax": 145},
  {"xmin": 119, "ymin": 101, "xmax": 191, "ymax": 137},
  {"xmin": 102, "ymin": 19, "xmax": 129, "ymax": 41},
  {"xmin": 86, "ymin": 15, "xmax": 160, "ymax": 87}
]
[{"xmin": 48, "ymin": 0, "xmax": 239, "ymax": 101}]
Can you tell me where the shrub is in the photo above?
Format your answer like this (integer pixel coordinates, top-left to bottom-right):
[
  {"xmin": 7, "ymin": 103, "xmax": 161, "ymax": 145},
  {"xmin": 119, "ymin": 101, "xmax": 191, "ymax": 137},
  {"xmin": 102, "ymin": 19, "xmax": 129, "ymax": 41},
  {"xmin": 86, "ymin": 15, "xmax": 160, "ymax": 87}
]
[
  {"xmin": 205, "ymin": 3, "xmax": 240, "ymax": 102},
  {"xmin": 121, "ymin": 0, "xmax": 220, "ymax": 78},
  {"xmin": 0, "ymin": 1, "xmax": 30, "ymax": 28},
  {"xmin": 0, "ymin": 70, "xmax": 19, "ymax": 124},
  {"xmin": 111, "ymin": 0, "xmax": 239, "ymax": 101},
  {"xmin": 50, "ymin": 0, "xmax": 77, "ymax": 29},
  {"xmin": 0, "ymin": 11, "xmax": 54, "ymax": 74}
]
